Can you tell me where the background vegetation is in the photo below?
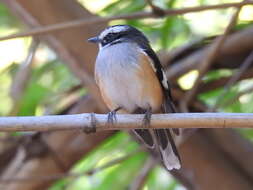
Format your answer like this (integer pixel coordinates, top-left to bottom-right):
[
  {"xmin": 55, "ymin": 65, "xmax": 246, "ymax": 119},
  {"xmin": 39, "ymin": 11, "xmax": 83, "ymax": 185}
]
[{"xmin": 0, "ymin": 0, "xmax": 253, "ymax": 189}]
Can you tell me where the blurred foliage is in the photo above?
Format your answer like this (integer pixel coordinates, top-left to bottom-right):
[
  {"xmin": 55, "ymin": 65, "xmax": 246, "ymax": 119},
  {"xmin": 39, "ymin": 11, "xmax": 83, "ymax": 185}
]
[
  {"xmin": 0, "ymin": 3, "xmax": 20, "ymax": 29},
  {"xmin": 145, "ymin": 166, "xmax": 179, "ymax": 190},
  {"xmin": 0, "ymin": 0, "xmax": 253, "ymax": 190},
  {"xmin": 16, "ymin": 59, "xmax": 80, "ymax": 116},
  {"xmin": 50, "ymin": 133, "xmax": 149, "ymax": 190}
]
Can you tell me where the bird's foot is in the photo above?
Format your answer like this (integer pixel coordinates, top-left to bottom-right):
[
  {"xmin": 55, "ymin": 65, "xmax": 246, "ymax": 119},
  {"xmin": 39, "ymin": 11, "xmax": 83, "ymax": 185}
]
[
  {"xmin": 107, "ymin": 107, "xmax": 121, "ymax": 125},
  {"xmin": 143, "ymin": 107, "xmax": 152, "ymax": 127}
]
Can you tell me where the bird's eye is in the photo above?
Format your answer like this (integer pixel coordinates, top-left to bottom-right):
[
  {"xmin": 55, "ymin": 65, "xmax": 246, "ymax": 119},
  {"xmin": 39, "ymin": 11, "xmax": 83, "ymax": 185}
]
[
  {"xmin": 107, "ymin": 33, "xmax": 114, "ymax": 38},
  {"xmin": 101, "ymin": 33, "xmax": 120, "ymax": 46}
]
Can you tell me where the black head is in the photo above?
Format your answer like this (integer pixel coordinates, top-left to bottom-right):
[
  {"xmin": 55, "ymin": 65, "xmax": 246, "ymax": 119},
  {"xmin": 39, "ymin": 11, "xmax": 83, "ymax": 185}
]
[{"xmin": 88, "ymin": 25, "xmax": 150, "ymax": 49}]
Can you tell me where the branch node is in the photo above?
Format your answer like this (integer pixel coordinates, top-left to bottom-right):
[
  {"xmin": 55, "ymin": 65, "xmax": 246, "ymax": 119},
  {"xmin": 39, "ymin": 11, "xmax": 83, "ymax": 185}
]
[
  {"xmin": 146, "ymin": 0, "xmax": 166, "ymax": 17},
  {"xmin": 152, "ymin": 7, "xmax": 166, "ymax": 17},
  {"xmin": 83, "ymin": 113, "xmax": 97, "ymax": 134}
]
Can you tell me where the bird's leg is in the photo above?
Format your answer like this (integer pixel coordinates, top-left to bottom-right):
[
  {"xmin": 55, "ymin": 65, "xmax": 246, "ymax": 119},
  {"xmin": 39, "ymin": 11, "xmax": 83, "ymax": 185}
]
[
  {"xmin": 107, "ymin": 107, "xmax": 121, "ymax": 125},
  {"xmin": 143, "ymin": 107, "xmax": 152, "ymax": 127}
]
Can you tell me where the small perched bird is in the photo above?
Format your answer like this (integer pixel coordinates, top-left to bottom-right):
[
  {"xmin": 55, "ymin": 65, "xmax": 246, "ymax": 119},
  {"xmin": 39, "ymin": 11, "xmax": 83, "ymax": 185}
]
[{"xmin": 88, "ymin": 25, "xmax": 181, "ymax": 170}]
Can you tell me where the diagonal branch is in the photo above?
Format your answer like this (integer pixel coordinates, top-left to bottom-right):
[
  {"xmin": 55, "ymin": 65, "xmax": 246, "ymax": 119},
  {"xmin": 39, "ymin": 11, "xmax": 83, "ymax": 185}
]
[
  {"xmin": 145, "ymin": 0, "xmax": 166, "ymax": 16},
  {"xmin": 129, "ymin": 157, "xmax": 157, "ymax": 190},
  {"xmin": 165, "ymin": 26, "xmax": 253, "ymax": 81},
  {"xmin": 1, "ymin": 113, "xmax": 253, "ymax": 132},
  {"xmin": 9, "ymin": 39, "xmax": 40, "ymax": 116},
  {"xmin": 209, "ymin": 50, "xmax": 253, "ymax": 111},
  {"xmin": 0, "ymin": 1, "xmax": 252, "ymax": 41},
  {"xmin": 0, "ymin": 148, "xmax": 140, "ymax": 183},
  {"xmin": 180, "ymin": 3, "xmax": 245, "ymax": 112}
]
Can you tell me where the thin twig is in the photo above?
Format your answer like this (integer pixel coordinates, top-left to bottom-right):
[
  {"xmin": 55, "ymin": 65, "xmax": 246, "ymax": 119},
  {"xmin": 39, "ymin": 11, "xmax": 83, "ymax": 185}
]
[
  {"xmin": 198, "ymin": 69, "xmax": 253, "ymax": 94},
  {"xmin": 145, "ymin": 0, "xmax": 166, "ymax": 16},
  {"xmin": 0, "ymin": 149, "xmax": 140, "ymax": 183},
  {"xmin": 165, "ymin": 26, "xmax": 253, "ymax": 81},
  {"xmin": 0, "ymin": 113, "xmax": 253, "ymax": 132},
  {"xmin": 209, "ymin": 51, "xmax": 253, "ymax": 111},
  {"xmin": 128, "ymin": 157, "xmax": 157, "ymax": 190},
  {"xmin": 180, "ymin": 3, "xmax": 245, "ymax": 112},
  {"xmin": 9, "ymin": 39, "xmax": 40, "ymax": 116},
  {"xmin": 0, "ymin": 1, "xmax": 252, "ymax": 41},
  {"xmin": 0, "ymin": 148, "xmax": 26, "ymax": 185}
]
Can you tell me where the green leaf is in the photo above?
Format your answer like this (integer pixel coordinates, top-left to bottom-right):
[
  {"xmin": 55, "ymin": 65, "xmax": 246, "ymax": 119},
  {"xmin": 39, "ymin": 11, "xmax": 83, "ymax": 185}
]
[
  {"xmin": 18, "ymin": 83, "xmax": 50, "ymax": 116},
  {"xmin": 203, "ymin": 69, "xmax": 232, "ymax": 83},
  {"xmin": 101, "ymin": 0, "xmax": 145, "ymax": 15},
  {"xmin": 0, "ymin": 3, "xmax": 20, "ymax": 28},
  {"xmin": 49, "ymin": 132, "xmax": 141, "ymax": 190},
  {"xmin": 238, "ymin": 129, "xmax": 253, "ymax": 142},
  {"xmin": 92, "ymin": 152, "xmax": 148, "ymax": 190},
  {"xmin": 145, "ymin": 166, "xmax": 179, "ymax": 190}
]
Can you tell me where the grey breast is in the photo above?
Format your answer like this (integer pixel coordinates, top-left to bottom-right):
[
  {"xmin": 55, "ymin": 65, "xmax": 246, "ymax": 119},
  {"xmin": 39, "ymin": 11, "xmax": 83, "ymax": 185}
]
[{"xmin": 95, "ymin": 42, "xmax": 144, "ymax": 112}]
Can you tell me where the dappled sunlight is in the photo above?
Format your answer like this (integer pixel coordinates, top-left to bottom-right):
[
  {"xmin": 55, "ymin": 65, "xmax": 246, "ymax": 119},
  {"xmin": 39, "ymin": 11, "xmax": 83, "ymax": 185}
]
[
  {"xmin": 239, "ymin": 94, "xmax": 251, "ymax": 103},
  {"xmin": 178, "ymin": 70, "xmax": 199, "ymax": 90},
  {"xmin": 0, "ymin": 1, "xmax": 253, "ymax": 190},
  {"xmin": 239, "ymin": 5, "xmax": 253, "ymax": 21},
  {"xmin": 77, "ymin": 0, "xmax": 117, "ymax": 14},
  {"xmin": 0, "ymin": 37, "xmax": 30, "ymax": 71}
]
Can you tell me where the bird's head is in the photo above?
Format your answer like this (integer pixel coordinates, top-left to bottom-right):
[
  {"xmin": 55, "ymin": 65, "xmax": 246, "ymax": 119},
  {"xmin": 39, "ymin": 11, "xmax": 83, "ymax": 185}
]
[{"xmin": 88, "ymin": 25, "xmax": 149, "ymax": 49}]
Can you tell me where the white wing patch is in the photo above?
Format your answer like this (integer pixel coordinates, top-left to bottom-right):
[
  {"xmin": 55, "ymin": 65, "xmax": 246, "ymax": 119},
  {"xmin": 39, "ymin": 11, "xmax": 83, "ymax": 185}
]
[
  {"xmin": 99, "ymin": 25, "xmax": 129, "ymax": 39},
  {"xmin": 159, "ymin": 143, "xmax": 181, "ymax": 170},
  {"xmin": 162, "ymin": 70, "xmax": 169, "ymax": 89},
  {"xmin": 141, "ymin": 51, "xmax": 157, "ymax": 72},
  {"xmin": 141, "ymin": 50, "xmax": 169, "ymax": 90}
]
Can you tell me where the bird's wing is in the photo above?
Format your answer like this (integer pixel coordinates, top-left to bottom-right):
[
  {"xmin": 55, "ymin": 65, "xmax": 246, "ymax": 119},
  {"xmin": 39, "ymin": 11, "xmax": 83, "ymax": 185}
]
[
  {"xmin": 140, "ymin": 47, "xmax": 181, "ymax": 170},
  {"xmin": 141, "ymin": 48, "xmax": 177, "ymax": 113},
  {"xmin": 141, "ymin": 48, "xmax": 179, "ymax": 135}
]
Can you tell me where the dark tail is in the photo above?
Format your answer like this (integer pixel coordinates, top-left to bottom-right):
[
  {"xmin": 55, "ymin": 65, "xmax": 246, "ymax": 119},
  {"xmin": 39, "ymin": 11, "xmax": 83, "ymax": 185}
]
[
  {"xmin": 155, "ymin": 129, "xmax": 181, "ymax": 170},
  {"xmin": 133, "ymin": 128, "xmax": 181, "ymax": 170},
  {"xmin": 159, "ymin": 88, "xmax": 181, "ymax": 170},
  {"xmin": 133, "ymin": 94, "xmax": 181, "ymax": 170},
  {"xmin": 133, "ymin": 129, "xmax": 154, "ymax": 148}
]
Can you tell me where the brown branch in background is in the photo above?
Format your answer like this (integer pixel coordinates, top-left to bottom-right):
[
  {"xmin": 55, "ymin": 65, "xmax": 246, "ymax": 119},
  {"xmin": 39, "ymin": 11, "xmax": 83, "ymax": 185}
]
[
  {"xmin": 0, "ymin": 149, "xmax": 140, "ymax": 183},
  {"xmin": 1, "ymin": 113, "xmax": 253, "ymax": 132},
  {"xmin": 203, "ymin": 129, "xmax": 253, "ymax": 183},
  {"xmin": 165, "ymin": 26, "xmax": 253, "ymax": 81},
  {"xmin": 0, "ymin": 1, "xmax": 252, "ymax": 42},
  {"xmin": 159, "ymin": 37, "xmax": 205, "ymax": 68},
  {"xmin": 3, "ymin": 1, "xmax": 107, "ymax": 112},
  {"xmin": 129, "ymin": 157, "xmax": 157, "ymax": 190},
  {"xmin": 180, "ymin": 4, "xmax": 244, "ymax": 112},
  {"xmin": 45, "ymin": 34, "xmax": 106, "ymax": 111},
  {"xmin": 9, "ymin": 39, "xmax": 40, "ymax": 116},
  {"xmin": 2, "ymin": 1, "xmax": 253, "ymax": 189},
  {"xmin": 0, "ymin": 148, "xmax": 26, "ymax": 185},
  {"xmin": 40, "ymin": 138, "xmax": 67, "ymax": 172},
  {"xmin": 209, "ymin": 51, "xmax": 253, "ymax": 111}
]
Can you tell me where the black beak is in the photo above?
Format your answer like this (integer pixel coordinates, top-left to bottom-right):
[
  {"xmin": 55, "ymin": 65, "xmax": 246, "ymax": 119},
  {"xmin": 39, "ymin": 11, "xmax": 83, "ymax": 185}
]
[{"xmin": 87, "ymin": 36, "xmax": 100, "ymax": 43}]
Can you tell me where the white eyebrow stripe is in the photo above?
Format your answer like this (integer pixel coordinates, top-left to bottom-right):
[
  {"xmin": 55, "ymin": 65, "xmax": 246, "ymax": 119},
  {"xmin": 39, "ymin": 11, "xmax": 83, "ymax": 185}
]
[{"xmin": 99, "ymin": 26, "xmax": 129, "ymax": 39}]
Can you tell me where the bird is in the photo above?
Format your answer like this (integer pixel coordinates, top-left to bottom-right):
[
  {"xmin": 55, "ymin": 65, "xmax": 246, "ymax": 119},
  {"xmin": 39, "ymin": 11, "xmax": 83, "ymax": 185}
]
[{"xmin": 88, "ymin": 25, "xmax": 181, "ymax": 170}]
